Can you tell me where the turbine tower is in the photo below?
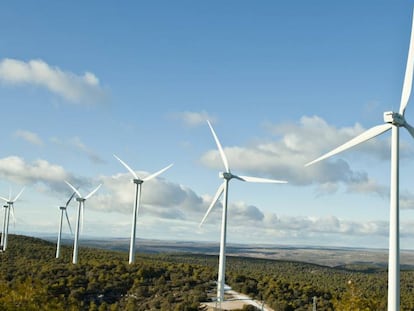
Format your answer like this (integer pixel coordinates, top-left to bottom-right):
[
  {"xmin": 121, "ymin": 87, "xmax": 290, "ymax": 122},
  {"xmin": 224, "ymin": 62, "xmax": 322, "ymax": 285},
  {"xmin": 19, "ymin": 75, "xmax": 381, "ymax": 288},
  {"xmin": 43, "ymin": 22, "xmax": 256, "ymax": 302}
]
[
  {"xmin": 305, "ymin": 11, "xmax": 414, "ymax": 311},
  {"xmin": 1, "ymin": 204, "xmax": 8, "ymax": 251},
  {"xmin": 200, "ymin": 120, "xmax": 287, "ymax": 303},
  {"xmin": 56, "ymin": 190, "xmax": 77, "ymax": 259},
  {"xmin": 113, "ymin": 154, "xmax": 173, "ymax": 264},
  {"xmin": 64, "ymin": 181, "xmax": 101, "ymax": 264},
  {"xmin": 0, "ymin": 188, "xmax": 24, "ymax": 252}
]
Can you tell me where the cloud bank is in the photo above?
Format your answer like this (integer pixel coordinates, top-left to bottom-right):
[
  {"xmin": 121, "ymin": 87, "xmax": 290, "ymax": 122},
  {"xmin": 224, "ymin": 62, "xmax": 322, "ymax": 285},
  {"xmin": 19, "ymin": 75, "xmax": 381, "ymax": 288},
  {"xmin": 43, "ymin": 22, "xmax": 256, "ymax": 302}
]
[
  {"xmin": 86, "ymin": 170, "xmax": 399, "ymax": 247},
  {"xmin": 1, "ymin": 154, "xmax": 413, "ymax": 248}
]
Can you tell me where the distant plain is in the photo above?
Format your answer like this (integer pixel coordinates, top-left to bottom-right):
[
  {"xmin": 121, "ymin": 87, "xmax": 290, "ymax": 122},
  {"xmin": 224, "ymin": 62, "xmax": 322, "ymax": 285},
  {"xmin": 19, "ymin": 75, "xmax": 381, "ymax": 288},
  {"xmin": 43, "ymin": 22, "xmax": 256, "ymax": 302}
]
[{"xmin": 41, "ymin": 235, "xmax": 414, "ymax": 269}]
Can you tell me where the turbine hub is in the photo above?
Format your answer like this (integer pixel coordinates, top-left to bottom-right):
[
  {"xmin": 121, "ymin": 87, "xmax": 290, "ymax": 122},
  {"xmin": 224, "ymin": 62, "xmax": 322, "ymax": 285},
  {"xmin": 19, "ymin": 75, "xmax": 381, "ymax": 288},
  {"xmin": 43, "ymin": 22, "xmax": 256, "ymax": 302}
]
[
  {"xmin": 220, "ymin": 172, "xmax": 233, "ymax": 180},
  {"xmin": 384, "ymin": 111, "xmax": 405, "ymax": 126},
  {"xmin": 76, "ymin": 198, "xmax": 85, "ymax": 202}
]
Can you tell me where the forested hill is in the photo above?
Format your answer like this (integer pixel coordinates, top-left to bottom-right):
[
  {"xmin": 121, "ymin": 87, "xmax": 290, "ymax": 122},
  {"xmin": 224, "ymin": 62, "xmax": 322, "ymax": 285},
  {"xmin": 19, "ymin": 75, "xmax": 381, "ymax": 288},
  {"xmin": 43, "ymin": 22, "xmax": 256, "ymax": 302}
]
[{"xmin": 1, "ymin": 234, "xmax": 414, "ymax": 310}]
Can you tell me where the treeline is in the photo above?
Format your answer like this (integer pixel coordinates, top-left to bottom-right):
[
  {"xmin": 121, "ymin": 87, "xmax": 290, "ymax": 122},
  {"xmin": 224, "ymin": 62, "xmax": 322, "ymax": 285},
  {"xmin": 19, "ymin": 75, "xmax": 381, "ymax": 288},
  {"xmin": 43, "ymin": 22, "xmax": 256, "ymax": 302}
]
[{"xmin": 1, "ymin": 235, "xmax": 414, "ymax": 310}]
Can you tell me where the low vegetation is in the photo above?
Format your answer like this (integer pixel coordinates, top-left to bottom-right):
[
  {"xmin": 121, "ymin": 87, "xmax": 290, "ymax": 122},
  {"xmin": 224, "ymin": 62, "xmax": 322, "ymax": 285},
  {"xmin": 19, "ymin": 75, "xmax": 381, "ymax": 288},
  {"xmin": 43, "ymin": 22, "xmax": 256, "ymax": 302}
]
[{"xmin": 1, "ymin": 235, "xmax": 414, "ymax": 310}]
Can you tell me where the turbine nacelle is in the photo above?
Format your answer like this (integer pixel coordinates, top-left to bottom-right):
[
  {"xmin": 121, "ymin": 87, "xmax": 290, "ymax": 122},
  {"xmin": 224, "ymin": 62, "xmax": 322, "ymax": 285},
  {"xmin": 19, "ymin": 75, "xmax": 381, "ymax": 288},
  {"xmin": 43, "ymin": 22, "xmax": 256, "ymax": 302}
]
[
  {"xmin": 132, "ymin": 178, "xmax": 144, "ymax": 185},
  {"xmin": 76, "ymin": 198, "xmax": 86, "ymax": 203},
  {"xmin": 384, "ymin": 111, "xmax": 406, "ymax": 126},
  {"xmin": 220, "ymin": 172, "xmax": 233, "ymax": 180}
]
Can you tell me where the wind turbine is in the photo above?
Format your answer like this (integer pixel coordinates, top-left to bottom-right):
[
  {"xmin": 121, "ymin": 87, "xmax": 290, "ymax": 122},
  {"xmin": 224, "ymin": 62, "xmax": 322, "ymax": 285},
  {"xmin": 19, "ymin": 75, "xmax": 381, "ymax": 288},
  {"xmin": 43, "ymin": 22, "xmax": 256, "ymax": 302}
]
[
  {"xmin": 0, "ymin": 188, "xmax": 24, "ymax": 251},
  {"xmin": 64, "ymin": 181, "xmax": 101, "ymax": 264},
  {"xmin": 200, "ymin": 120, "xmax": 287, "ymax": 303},
  {"xmin": 305, "ymin": 11, "xmax": 414, "ymax": 311},
  {"xmin": 113, "ymin": 154, "xmax": 173, "ymax": 264},
  {"xmin": 55, "ymin": 190, "xmax": 77, "ymax": 259}
]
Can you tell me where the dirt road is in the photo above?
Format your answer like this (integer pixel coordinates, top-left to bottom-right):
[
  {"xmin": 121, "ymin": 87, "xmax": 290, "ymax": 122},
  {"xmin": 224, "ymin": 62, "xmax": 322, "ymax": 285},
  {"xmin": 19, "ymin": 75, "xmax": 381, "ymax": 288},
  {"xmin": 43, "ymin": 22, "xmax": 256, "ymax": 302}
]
[{"xmin": 201, "ymin": 285, "xmax": 274, "ymax": 310}]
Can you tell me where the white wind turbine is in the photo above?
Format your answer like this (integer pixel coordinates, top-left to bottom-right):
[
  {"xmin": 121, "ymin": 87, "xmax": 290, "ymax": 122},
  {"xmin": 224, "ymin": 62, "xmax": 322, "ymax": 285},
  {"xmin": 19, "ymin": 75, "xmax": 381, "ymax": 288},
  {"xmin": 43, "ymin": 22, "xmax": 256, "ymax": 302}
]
[
  {"xmin": 64, "ymin": 181, "xmax": 101, "ymax": 264},
  {"xmin": 0, "ymin": 188, "xmax": 24, "ymax": 252},
  {"xmin": 200, "ymin": 120, "xmax": 287, "ymax": 303},
  {"xmin": 113, "ymin": 154, "xmax": 173, "ymax": 264},
  {"xmin": 55, "ymin": 190, "xmax": 77, "ymax": 259},
  {"xmin": 305, "ymin": 11, "xmax": 414, "ymax": 311}
]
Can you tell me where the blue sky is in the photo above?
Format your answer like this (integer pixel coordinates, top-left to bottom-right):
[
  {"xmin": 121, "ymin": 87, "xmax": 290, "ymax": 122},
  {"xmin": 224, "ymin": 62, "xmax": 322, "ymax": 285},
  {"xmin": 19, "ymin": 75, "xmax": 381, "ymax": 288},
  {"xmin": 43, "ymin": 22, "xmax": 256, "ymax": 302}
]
[{"xmin": 1, "ymin": 1, "xmax": 414, "ymax": 250}]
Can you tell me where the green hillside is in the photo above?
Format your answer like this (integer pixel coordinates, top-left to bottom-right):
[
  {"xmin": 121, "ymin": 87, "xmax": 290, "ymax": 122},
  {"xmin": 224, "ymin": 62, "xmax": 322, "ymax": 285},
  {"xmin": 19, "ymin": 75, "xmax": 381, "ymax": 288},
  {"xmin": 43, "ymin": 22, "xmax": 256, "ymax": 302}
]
[{"xmin": 1, "ymin": 235, "xmax": 414, "ymax": 310}]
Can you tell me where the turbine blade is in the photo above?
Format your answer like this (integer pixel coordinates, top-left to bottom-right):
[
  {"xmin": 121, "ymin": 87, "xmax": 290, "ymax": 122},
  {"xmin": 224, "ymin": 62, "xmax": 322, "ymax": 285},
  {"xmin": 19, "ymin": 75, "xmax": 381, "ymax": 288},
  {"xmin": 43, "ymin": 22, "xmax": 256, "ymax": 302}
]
[
  {"xmin": 143, "ymin": 163, "xmax": 174, "ymax": 181},
  {"xmin": 404, "ymin": 120, "xmax": 414, "ymax": 139},
  {"xmin": 13, "ymin": 187, "xmax": 25, "ymax": 202},
  {"xmin": 8, "ymin": 187, "xmax": 11, "ymax": 201},
  {"xmin": 400, "ymin": 10, "xmax": 414, "ymax": 115},
  {"xmin": 305, "ymin": 123, "xmax": 392, "ymax": 167},
  {"xmin": 207, "ymin": 120, "xmax": 230, "ymax": 172},
  {"xmin": 65, "ymin": 209, "xmax": 73, "ymax": 235},
  {"xmin": 66, "ymin": 190, "xmax": 78, "ymax": 207},
  {"xmin": 113, "ymin": 154, "xmax": 139, "ymax": 179},
  {"xmin": 65, "ymin": 181, "xmax": 82, "ymax": 198},
  {"xmin": 84, "ymin": 184, "xmax": 102, "ymax": 200},
  {"xmin": 199, "ymin": 182, "xmax": 225, "ymax": 227},
  {"xmin": 0, "ymin": 196, "xmax": 9, "ymax": 202},
  {"xmin": 236, "ymin": 175, "xmax": 288, "ymax": 184}
]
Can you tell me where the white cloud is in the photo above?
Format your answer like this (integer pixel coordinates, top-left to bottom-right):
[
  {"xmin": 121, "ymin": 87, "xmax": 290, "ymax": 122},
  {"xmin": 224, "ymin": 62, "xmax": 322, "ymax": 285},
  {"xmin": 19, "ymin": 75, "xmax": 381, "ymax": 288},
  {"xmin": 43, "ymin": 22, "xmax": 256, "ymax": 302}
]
[
  {"xmin": 231, "ymin": 201, "xmax": 264, "ymax": 222},
  {"xmin": 90, "ymin": 172, "xmax": 207, "ymax": 219},
  {"xmin": 89, "ymin": 171, "xmax": 269, "ymax": 227},
  {"xmin": 173, "ymin": 110, "xmax": 216, "ymax": 127},
  {"xmin": 14, "ymin": 129, "xmax": 43, "ymax": 146},
  {"xmin": 0, "ymin": 58, "xmax": 107, "ymax": 104},
  {"xmin": 0, "ymin": 156, "xmax": 88, "ymax": 196},
  {"xmin": 0, "ymin": 156, "xmax": 67, "ymax": 184}
]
